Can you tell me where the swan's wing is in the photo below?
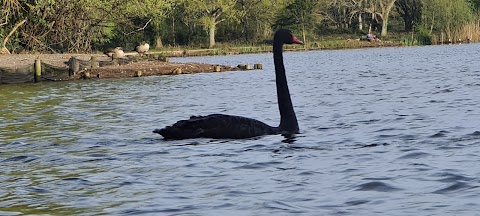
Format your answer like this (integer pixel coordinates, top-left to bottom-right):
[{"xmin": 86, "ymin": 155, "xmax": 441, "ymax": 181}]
[{"xmin": 153, "ymin": 114, "xmax": 275, "ymax": 140}]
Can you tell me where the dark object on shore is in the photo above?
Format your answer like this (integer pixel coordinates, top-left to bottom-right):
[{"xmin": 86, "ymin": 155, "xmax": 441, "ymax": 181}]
[{"xmin": 153, "ymin": 29, "xmax": 303, "ymax": 140}]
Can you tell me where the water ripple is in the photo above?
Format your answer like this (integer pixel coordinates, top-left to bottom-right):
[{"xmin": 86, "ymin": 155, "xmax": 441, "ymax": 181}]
[
  {"xmin": 2, "ymin": 44, "xmax": 480, "ymax": 215},
  {"xmin": 432, "ymin": 182, "xmax": 478, "ymax": 194},
  {"xmin": 1, "ymin": 155, "xmax": 39, "ymax": 163},
  {"xmin": 355, "ymin": 181, "xmax": 402, "ymax": 192}
]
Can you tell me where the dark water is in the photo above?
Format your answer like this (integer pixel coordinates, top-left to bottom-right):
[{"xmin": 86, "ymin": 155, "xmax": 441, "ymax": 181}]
[{"xmin": 1, "ymin": 44, "xmax": 480, "ymax": 215}]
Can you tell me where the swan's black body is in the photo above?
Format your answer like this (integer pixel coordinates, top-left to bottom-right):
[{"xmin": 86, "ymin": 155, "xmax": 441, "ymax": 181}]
[{"xmin": 154, "ymin": 29, "xmax": 302, "ymax": 139}]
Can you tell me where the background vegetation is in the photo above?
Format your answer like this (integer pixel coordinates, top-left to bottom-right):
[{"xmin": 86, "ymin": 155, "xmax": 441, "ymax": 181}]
[{"xmin": 1, "ymin": 0, "xmax": 480, "ymax": 53}]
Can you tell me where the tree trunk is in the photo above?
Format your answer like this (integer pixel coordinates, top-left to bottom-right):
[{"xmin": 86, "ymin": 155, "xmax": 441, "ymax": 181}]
[
  {"xmin": 358, "ymin": 14, "xmax": 363, "ymax": 31},
  {"xmin": 209, "ymin": 22, "xmax": 216, "ymax": 48},
  {"xmin": 403, "ymin": 14, "xmax": 413, "ymax": 31},
  {"xmin": 380, "ymin": 0, "xmax": 397, "ymax": 37},
  {"xmin": 381, "ymin": 16, "xmax": 389, "ymax": 36},
  {"xmin": 155, "ymin": 36, "xmax": 163, "ymax": 49},
  {"xmin": 369, "ymin": 12, "xmax": 375, "ymax": 33},
  {"xmin": 302, "ymin": 23, "xmax": 306, "ymax": 46},
  {"xmin": 240, "ymin": 0, "xmax": 250, "ymax": 42}
]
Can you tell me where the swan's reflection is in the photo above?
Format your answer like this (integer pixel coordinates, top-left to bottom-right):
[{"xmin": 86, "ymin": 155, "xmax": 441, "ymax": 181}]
[{"xmin": 281, "ymin": 133, "xmax": 297, "ymax": 144}]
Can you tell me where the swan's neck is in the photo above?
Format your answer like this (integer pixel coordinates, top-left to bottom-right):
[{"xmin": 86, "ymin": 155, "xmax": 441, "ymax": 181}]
[{"xmin": 273, "ymin": 42, "xmax": 299, "ymax": 133}]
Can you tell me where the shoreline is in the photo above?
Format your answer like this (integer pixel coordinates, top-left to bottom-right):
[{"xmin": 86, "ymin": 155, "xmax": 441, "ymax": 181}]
[
  {"xmin": 0, "ymin": 40, "xmax": 401, "ymax": 68},
  {"xmin": 0, "ymin": 54, "xmax": 244, "ymax": 84},
  {"xmin": 0, "ymin": 40, "xmax": 474, "ymax": 84}
]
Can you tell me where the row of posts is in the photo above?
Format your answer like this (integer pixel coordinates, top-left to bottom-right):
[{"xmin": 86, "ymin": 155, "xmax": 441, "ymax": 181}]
[
  {"xmin": 33, "ymin": 57, "xmax": 264, "ymax": 83},
  {"xmin": 237, "ymin": 63, "xmax": 263, "ymax": 70}
]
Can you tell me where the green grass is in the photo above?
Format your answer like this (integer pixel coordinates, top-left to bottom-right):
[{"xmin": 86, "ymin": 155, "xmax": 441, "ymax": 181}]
[{"xmin": 142, "ymin": 34, "xmax": 409, "ymax": 58}]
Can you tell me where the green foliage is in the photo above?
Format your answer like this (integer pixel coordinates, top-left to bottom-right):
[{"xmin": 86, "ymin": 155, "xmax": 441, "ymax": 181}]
[
  {"xmin": 415, "ymin": 25, "xmax": 432, "ymax": 44},
  {"xmin": 274, "ymin": 0, "xmax": 321, "ymax": 31},
  {"xmin": 181, "ymin": 0, "xmax": 244, "ymax": 47},
  {"xmin": 396, "ymin": 0, "xmax": 422, "ymax": 31},
  {"xmin": 422, "ymin": 0, "xmax": 473, "ymax": 35},
  {"xmin": 0, "ymin": 0, "xmax": 478, "ymax": 53},
  {"xmin": 469, "ymin": 0, "xmax": 480, "ymax": 11}
]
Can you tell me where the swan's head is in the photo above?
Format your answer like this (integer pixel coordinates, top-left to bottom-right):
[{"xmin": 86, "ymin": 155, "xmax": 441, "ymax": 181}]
[{"xmin": 275, "ymin": 29, "xmax": 303, "ymax": 45}]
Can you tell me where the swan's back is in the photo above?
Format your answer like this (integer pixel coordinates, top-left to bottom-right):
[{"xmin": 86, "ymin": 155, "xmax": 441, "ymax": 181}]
[{"xmin": 154, "ymin": 114, "xmax": 277, "ymax": 140}]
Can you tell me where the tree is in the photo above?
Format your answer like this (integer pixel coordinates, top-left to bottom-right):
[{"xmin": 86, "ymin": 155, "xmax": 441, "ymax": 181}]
[
  {"xmin": 237, "ymin": 0, "xmax": 286, "ymax": 42},
  {"xmin": 395, "ymin": 0, "xmax": 421, "ymax": 31},
  {"xmin": 0, "ymin": 0, "xmax": 172, "ymax": 53},
  {"xmin": 422, "ymin": 0, "xmax": 473, "ymax": 38},
  {"xmin": 364, "ymin": 0, "xmax": 397, "ymax": 36},
  {"xmin": 378, "ymin": 0, "xmax": 397, "ymax": 36},
  {"xmin": 275, "ymin": 0, "xmax": 322, "ymax": 43},
  {"xmin": 182, "ymin": 0, "xmax": 243, "ymax": 47}
]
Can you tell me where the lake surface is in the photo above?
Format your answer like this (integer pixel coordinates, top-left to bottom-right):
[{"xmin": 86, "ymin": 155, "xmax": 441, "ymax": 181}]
[{"xmin": 1, "ymin": 44, "xmax": 480, "ymax": 215}]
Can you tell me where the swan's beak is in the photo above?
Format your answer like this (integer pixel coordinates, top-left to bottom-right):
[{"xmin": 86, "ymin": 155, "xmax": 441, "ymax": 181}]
[{"xmin": 292, "ymin": 35, "xmax": 303, "ymax": 44}]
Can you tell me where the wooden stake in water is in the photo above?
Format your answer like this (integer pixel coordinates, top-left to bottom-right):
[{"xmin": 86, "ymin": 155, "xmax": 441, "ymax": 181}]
[
  {"xmin": 237, "ymin": 64, "xmax": 246, "ymax": 70},
  {"xmin": 84, "ymin": 71, "xmax": 91, "ymax": 79},
  {"xmin": 135, "ymin": 70, "xmax": 142, "ymax": 77},
  {"xmin": 34, "ymin": 59, "xmax": 42, "ymax": 82},
  {"xmin": 69, "ymin": 57, "xmax": 80, "ymax": 76},
  {"xmin": 91, "ymin": 56, "xmax": 99, "ymax": 68}
]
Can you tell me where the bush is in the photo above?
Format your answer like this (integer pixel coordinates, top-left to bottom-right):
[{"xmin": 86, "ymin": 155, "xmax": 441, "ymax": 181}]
[{"xmin": 415, "ymin": 25, "xmax": 432, "ymax": 45}]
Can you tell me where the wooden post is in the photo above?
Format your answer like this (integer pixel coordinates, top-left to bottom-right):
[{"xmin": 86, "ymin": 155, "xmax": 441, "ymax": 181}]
[
  {"xmin": 254, "ymin": 63, "xmax": 263, "ymax": 70},
  {"xmin": 214, "ymin": 65, "xmax": 221, "ymax": 72},
  {"xmin": 135, "ymin": 70, "xmax": 142, "ymax": 77},
  {"xmin": 83, "ymin": 71, "xmax": 91, "ymax": 79},
  {"xmin": 253, "ymin": 64, "xmax": 263, "ymax": 70},
  {"xmin": 172, "ymin": 68, "xmax": 182, "ymax": 75},
  {"xmin": 91, "ymin": 56, "xmax": 99, "ymax": 68},
  {"xmin": 34, "ymin": 59, "xmax": 42, "ymax": 82},
  {"xmin": 69, "ymin": 57, "xmax": 80, "ymax": 76},
  {"xmin": 158, "ymin": 56, "xmax": 170, "ymax": 62}
]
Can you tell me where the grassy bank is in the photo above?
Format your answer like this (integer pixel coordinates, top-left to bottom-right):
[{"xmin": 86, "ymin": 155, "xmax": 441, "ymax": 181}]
[
  {"xmin": 149, "ymin": 38, "xmax": 403, "ymax": 58},
  {"xmin": 146, "ymin": 30, "xmax": 479, "ymax": 58}
]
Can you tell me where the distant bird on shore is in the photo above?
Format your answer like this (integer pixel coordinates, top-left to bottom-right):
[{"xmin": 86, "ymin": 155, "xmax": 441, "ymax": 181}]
[
  {"xmin": 104, "ymin": 47, "xmax": 125, "ymax": 58},
  {"xmin": 135, "ymin": 42, "xmax": 150, "ymax": 56}
]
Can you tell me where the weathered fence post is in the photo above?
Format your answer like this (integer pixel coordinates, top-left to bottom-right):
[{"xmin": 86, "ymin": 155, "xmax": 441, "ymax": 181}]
[
  {"xmin": 254, "ymin": 63, "xmax": 263, "ymax": 70},
  {"xmin": 69, "ymin": 57, "xmax": 80, "ymax": 76},
  {"xmin": 135, "ymin": 70, "xmax": 142, "ymax": 77},
  {"xmin": 91, "ymin": 56, "xmax": 99, "ymax": 68},
  {"xmin": 158, "ymin": 56, "xmax": 170, "ymax": 62},
  {"xmin": 83, "ymin": 71, "xmax": 91, "ymax": 79},
  {"xmin": 172, "ymin": 68, "xmax": 182, "ymax": 75},
  {"xmin": 34, "ymin": 59, "xmax": 42, "ymax": 82}
]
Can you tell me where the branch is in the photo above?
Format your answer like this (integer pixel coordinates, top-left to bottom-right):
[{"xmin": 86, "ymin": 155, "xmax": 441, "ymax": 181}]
[
  {"xmin": 215, "ymin": 18, "xmax": 226, "ymax": 25},
  {"xmin": 3, "ymin": 19, "xmax": 27, "ymax": 47},
  {"xmin": 0, "ymin": 12, "xmax": 8, "ymax": 26},
  {"xmin": 124, "ymin": 18, "xmax": 152, "ymax": 35},
  {"xmin": 24, "ymin": 32, "xmax": 59, "ymax": 53}
]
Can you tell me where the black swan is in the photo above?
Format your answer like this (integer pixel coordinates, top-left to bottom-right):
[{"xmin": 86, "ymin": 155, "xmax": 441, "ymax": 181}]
[{"xmin": 153, "ymin": 29, "xmax": 303, "ymax": 139}]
